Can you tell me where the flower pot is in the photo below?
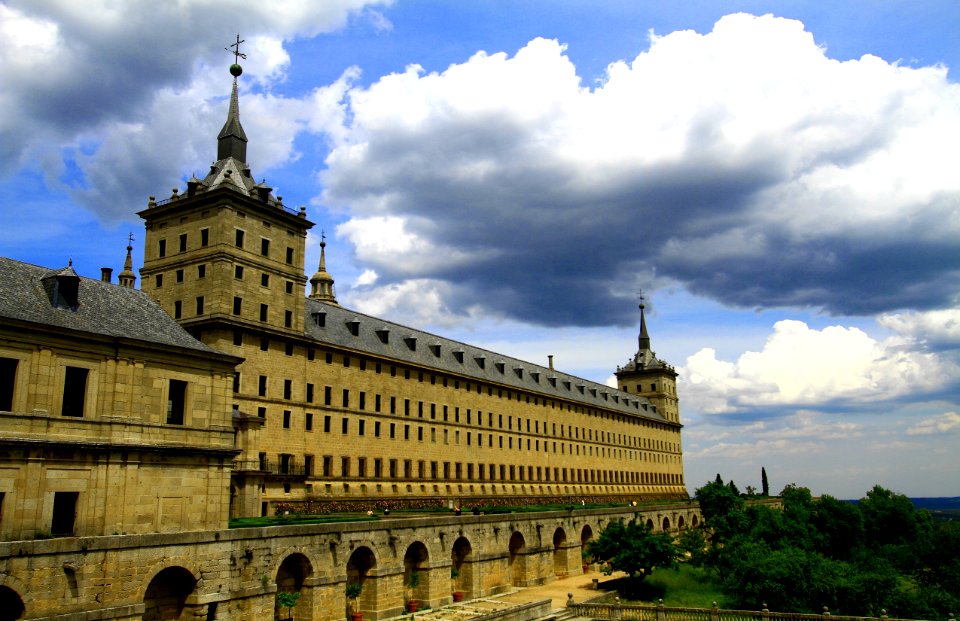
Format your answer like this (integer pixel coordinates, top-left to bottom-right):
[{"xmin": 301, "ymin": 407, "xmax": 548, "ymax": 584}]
[
  {"xmin": 452, "ymin": 591, "xmax": 464, "ymax": 602},
  {"xmin": 351, "ymin": 613, "xmax": 364, "ymax": 621},
  {"xmin": 407, "ymin": 600, "xmax": 419, "ymax": 612}
]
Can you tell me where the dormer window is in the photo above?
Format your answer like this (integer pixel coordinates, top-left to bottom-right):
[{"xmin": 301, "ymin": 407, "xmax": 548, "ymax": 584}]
[
  {"xmin": 495, "ymin": 361, "xmax": 505, "ymax": 374},
  {"xmin": 403, "ymin": 336, "xmax": 417, "ymax": 351},
  {"xmin": 44, "ymin": 267, "xmax": 81, "ymax": 311},
  {"xmin": 514, "ymin": 367, "xmax": 524, "ymax": 379},
  {"xmin": 453, "ymin": 350, "xmax": 465, "ymax": 364},
  {"xmin": 474, "ymin": 355, "xmax": 486, "ymax": 369},
  {"xmin": 530, "ymin": 371, "xmax": 540, "ymax": 383},
  {"xmin": 312, "ymin": 311, "xmax": 326, "ymax": 327},
  {"xmin": 376, "ymin": 328, "xmax": 390, "ymax": 344},
  {"xmin": 429, "ymin": 344, "xmax": 441, "ymax": 357},
  {"xmin": 548, "ymin": 376, "xmax": 556, "ymax": 387},
  {"xmin": 346, "ymin": 318, "xmax": 360, "ymax": 337}
]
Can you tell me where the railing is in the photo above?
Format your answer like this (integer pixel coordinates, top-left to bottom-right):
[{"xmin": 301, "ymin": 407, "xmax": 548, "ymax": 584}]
[{"xmin": 565, "ymin": 599, "xmax": 948, "ymax": 621}]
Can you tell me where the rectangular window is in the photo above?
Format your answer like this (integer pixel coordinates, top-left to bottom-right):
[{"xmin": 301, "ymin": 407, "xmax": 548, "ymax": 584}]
[
  {"xmin": 61, "ymin": 366, "xmax": 89, "ymax": 417},
  {"xmin": 233, "ymin": 373, "xmax": 240, "ymax": 393},
  {"xmin": 304, "ymin": 455, "xmax": 313, "ymax": 477},
  {"xmin": 51, "ymin": 491, "xmax": 79, "ymax": 536},
  {"xmin": 359, "ymin": 392, "xmax": 366, "ymax": 410},
  {"xmin": 323, "ymin": 456, "xmax": 332, "ymax": 476},
  {"xmin": 158, "ymin": 239, "xmax": 166, "ymax": 257},
  {"xmin": 283, "ymin": 379, "xmax": 292, "ymax": 400},
  {"xmin": 258, "ymin": 407, "xmax": 266, "ymax": 418},
  {"xmin": 201, "ymin": 228, "xmax": 209, "ymax": 246},
  {"xmin": 341, "ymin": 418, "xmax": 348, "ymax": 434},
  {"xmin": 260, "ymin": 338, "xmax": 269, "ymax": 352},
  {"xmin": 197, "ymin": 264, "xmax": 206, "ymax": 278},
  {"xmin": 179, "ymin": 233, "xmax": 187, "ymax": 253},
  {"xmin": 306, "ymin": 383, "xmax": 314, "ymax": 403},
  {"xmin": 174, "ymin": 300, "xmax": 182, "ymax": 319},
  {"xmin": 258, "ymin": 376, "xmax": 267, "ymax": 397},
  {"xmin": 233, "ymin": 297, "xmax": 242, "ymax": 315},
  {"xmin": 261, "ymin": 273, "xmax": 270, "ymax": 287},
  {"xmin": 285, "ymin": 281, "xmax": 293, "ymax": 294},
  {"xmin": 283, "ymin": 410, "xmax": 291, "ymax": 429},
  {"xmin": 286, "ymin": 247, "xmax": 294, "ymax": 264},
  {"xmin": 342, "ymin": 389, "xmax": 349, "ymax": 408},
  {"xmin": 375, "ymin": 394, "xmax": 381, "ymax": 412},
  {"xmin": 259, "ymin": 304, "xmax": 268, "ymax": 322},
  {"xmin": 358, "ymin": 458, "xmax": 366, "ymax": 478},
  {"xmin": 261, "ymin": 238, "xmax": 270, "ymax": 257},
  {"xmin": 155, "ymin": 274, "xmax": 163, "ymax": 288},
  {"xmin": 324, "ymin": 386, "xmax": 332, "ymax": 406},
  {"xmin": 0, "ymin": 357, "xmax": 18, "ymax": 411},
  {"xmin": 234, "ymin": 265, "xmax": 244, "ymax": 279},
  {"xmin": 359, "ymin": 420, "xmax": 366, "ymax": 436},
  {"xmin": 235, "ymin": 229, "xmax": 244, "ymax": 247},
  {"xmin": 324, "ymin": 415, "xmax": 331, "ymax": 432},
  {"xmin": 167, "ymin": 379, "xmax": 186, "ymax": 425},
  {"xmin": 374, "ymin": 421, "xmax": 381, "ymax": 437},
  {"xmin": 284, "ymin": 310, "xmax": 292, "ymax": 328},
  {"xmin": 306, "ymin": 413, "xmax": 313, "ymax": 431},
  {"xmin": 196, "ymin": 296, "xmax": 204, "ymax": 315},
  {"xmin": 341, "ymin": 457, "xmax": 350, "ymax": 477}
]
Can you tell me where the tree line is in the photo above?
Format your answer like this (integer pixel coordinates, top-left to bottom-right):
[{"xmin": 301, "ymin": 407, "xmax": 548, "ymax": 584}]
[{"xmin": 586, "ymin": 476, "xmax": 959, "ymax": 618}]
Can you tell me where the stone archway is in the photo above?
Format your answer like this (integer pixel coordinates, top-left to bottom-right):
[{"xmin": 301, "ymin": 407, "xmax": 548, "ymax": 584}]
[
  {"xmin": 451, "ymin": 536, "xmax": 473, "ymax": 599},
  {"xmin": 662, "ymin": 517, "xmax": 671, "ymax": 531},
  {"xmin": 645, "ymin": 518, "xmax": 654, "ymax": 531},
  {"xmin": 552, "ymin": 527, "xmax": 568, "ymax": 577},
  {"xmin": 143, "ymin": 566, "xmax": 196, "ymax": 621},
  {"xmin": 275, "ymin": 553, "xmax": 313, "ymax": 621},
  {"xmin": 0, "ymin": 586, "xmax": 24, "ymax": 621},
  {"xmin": 691, "ymin": 514, "xmax": 699, "ymax": 527},
  {"xmin": 579, "ymin": 524, "xmax": 594, "ymax": 571},
  {"xmin": 677, "ymin": 516, "xmax": 685, "ymax": 530},
  {"xmin": 508, "ymin": 531, "xmax": 526, "ymax": 586},
  {"xmin": 346, "ymin": 546, "xmax": 377, "ymax": 617},
  {"xmin": 403, "ymin": 542, "xmax": 429, "ymax": 607}
]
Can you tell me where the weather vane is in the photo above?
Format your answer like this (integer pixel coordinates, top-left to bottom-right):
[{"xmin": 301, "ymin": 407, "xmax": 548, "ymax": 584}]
[
  {"xmin": 637, "ymin": 289, "xmax": 645, "ymax": 309},
  {"xmin": 127, "ymin": 232, "xmax": 135, "ymax": 247},
  {"xmin": 226, "ymin": 34, "xmax": 246, "ymax": 76}
]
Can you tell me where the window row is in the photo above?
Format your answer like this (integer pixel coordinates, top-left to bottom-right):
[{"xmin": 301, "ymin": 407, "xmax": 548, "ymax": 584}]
[{"xmin": 157, "ymin": 229, "xmax": 295, "ymax": 265}]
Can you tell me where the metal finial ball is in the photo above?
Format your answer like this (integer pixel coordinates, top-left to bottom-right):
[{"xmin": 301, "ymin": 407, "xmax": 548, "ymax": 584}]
[{"xmin": 230, "ymin": 63, "xmax": 243, "ymax": 77}]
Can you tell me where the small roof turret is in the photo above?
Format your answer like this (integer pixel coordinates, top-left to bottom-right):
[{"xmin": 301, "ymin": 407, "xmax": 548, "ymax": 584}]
[{"xmin": 309, "ymin": 233, "xmax": 338, "ymax": 305}]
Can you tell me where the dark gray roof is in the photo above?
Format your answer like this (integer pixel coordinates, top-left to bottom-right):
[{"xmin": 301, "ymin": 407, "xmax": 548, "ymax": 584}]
[
  {"xmin": 0, "ymin": 257, "xmax": 222, "ymax": 354},
  {"xmin": 304, "ymin": 298, "xmax": 668, "ymax": 424}
]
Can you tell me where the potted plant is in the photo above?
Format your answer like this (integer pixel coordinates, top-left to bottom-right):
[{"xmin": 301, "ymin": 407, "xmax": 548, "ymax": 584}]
[
  {"xmin": 346, "ymin": 582, "xmax": 363, "ymax": 621},
  {"xmin": 405, "ymin": 570, "xmax": 420, "ymax": 612},
  {"xmin": 450, "ymin": 567, "xmax": 464, "ymax": 602}
]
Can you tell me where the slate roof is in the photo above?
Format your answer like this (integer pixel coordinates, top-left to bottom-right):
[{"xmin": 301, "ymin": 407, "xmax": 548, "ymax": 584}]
[
  {"xmin": 304, "ymin": 297, "xmax": 669, "ymax": 424},
  {"xmin": 0, "ymin": 257, "xmax": 223, "ymax": 354}
]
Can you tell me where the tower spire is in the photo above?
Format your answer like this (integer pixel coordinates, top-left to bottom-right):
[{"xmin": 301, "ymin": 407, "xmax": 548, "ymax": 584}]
[
  {"xmin": 118, "ymin": 232, "xmax": 137, "ymax": 289},
  {"xmin": 309, "ymin": 232, "xmax": 338, "ymax": 305},
  {"xmin": 638, "ymin": 297, "xmax": 650, "ymax": 352},
  {"xmin": 217, "ymin": 36, "xmax": 248, "ymax": 163}
]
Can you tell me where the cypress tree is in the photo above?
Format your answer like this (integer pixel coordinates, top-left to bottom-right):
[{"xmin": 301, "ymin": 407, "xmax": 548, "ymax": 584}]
[{"xmin": 761, "ymin": 467, "xmax": 769, "ymax": 496}]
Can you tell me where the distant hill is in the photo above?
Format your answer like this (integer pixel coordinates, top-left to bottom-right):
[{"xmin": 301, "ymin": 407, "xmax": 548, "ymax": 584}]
[{"xmin": 843, "ymin": 496, "xmax": 960, "ymax": 521}]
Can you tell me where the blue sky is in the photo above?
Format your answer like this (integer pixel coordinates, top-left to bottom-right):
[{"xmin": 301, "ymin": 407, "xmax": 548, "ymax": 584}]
[{"xmin": 1, "ymin": 1, "xmax": 958, "ymax": 498}]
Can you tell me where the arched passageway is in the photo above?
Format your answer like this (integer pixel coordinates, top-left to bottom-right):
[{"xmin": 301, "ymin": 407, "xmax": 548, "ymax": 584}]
[
  {"xmin": 677, "ymin": 516, "xmax": 685, "ymax": 530},
  {"xmin": 403, "ymin": 542, "xmax": 429, "ymax": 606},
  {"xmin": 662, "ymin": 517, "xmax": 671, "ymax": 531},
  {"xmin": 346, "ymin": 546, "xmax": 377, "ymax": 616},
  {"xmin": 0, "ymin": 586, "xmax": 24, "ymax": 621},
  {"xmin": 275, "ymin": 553, "xmax": 313, "ymax": 620},
  {"xmin": 692, "ymin": 514, "xmax": 699, "ymax": 527},
  {"xmin": 646, "ymin": 518, "xmax": 655, "ymax": 531},
  {"xmin": 579, "ymin": 524, "xmax": 594, "ymax": 570},
  {"xmin": 452, "ymin": 536, "xmax": 473, "ymax": 599},
  {"xmin": 508, "ymin": 531, "xmax": 526, "ymax": 586},
  {"xmin": 143, "ymin": 567, "xmax": 196, "ymax": 621},
  {"xmin": 552, "ymin": 527, "xmax": 568, "ymax": 577}
]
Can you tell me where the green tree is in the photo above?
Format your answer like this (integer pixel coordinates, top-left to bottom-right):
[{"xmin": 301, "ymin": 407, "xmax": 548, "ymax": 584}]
[
  {"xmin": 810, "ymin": 495, "xmax": 864, "ymax": 560},
  {"xmin": 276, "ymin": 591, "xmax": 301, "ymax": 620},
  {"xmin": 761, "ymin": 467, "xmax": 769, "ymax": 497},
  {"xmin": 586, "ymin": 519, "xmax": 680, "ymax": 581}
]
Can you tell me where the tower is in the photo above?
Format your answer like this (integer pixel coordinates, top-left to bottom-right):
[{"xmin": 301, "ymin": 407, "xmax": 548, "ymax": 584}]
[
  {"xmin": 308, "ymin": 233, "xmax": 338, "ymax": 304},
  {"xmin": 137, "ymin": 57, "xmax": 314, "ymax": 343},
  {"xmin": 615, "ymin": 300, "xmax": 680, "ymax": 423}
]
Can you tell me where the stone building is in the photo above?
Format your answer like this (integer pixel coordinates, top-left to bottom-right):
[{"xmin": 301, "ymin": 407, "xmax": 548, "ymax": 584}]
[{"xmin": 133, "ymin": 66, "xmax": 686, "ymax": 517}]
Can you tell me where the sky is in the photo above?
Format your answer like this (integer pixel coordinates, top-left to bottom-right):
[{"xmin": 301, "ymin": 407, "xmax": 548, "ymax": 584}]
[{"xmin": 1, "ymin": 0, "xmax": 958, "ymax": 499}]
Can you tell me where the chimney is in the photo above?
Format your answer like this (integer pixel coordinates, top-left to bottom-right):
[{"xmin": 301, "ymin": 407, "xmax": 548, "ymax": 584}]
[
  {"xmin": 100, "ymin": 267, "xmax": 113, "ymax": 283},
  {"xmin": 548, "ymin": 355, "xmax": 554, "ymax": 370}
]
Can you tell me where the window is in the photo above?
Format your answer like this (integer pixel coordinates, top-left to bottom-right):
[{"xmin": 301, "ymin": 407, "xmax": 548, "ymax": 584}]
[
  {"xmin": 158, "ymin": 239, "xmax": 166, "ymax": 257},
  {"xmin": 359, "ymin": 392, "xmax": 366, "ymax": 410},
  {"xmin": 306, "ymin": 383, "xmax": 314, "ymax": 403},
  {"xmin": 174, "ymin": 300, "xmax": 182, "ymax": 319},
  {"xmin": 323, "ymin": 456, "xmax": 332, "ymax": 476},
  {"xmin": 283, "ymin": 410, "xmax": 291, "ymax": 429},
  {"xmin": 261, "ymin": 238, "xmax": 270, "ymax": 257},
  {"xmin": 304, "ymin": 455, "xmax": 313, "ymax": 477},
  {"xmin": 201, "ymin": 228, "xmax": 209, "ymax": 246},
  {"xmin": 341, "ymin": 418, "xmax": 348, "ymax": 434},
  {"xmin": 324, "ymin": 386, "xmax": 332, "ymax": 406},
  {"xmin": 234, "ymin": 265, "xmax": 244, "ymax": 279},
  {"xmin": 342, "ymin": 389, "xmax": 349, "ymax": 408},
  {"xmin": 359, "ymin": 420, "xmax": 366, "ymax": 436},
  {"xmin": 193, "ymin": 297, "xmax": 203, "ymax": 315},
  {"xmin": 176, "ymin": 269, "xmax": 184, "ymax": 283},
  {"xmin": 283, "ymin": 379, "xmax": 292, "ymax": 400},
  {"xmin": 286, "ymin": 247, "xmax": 294, "ymax": 264},
  {"xmin": 233, "ymin": 297, "xmax": 242, "ymax": 315},
  {"xmin": 258, "ymin": 376, "xmax": 267, "ymax": 397},
  {"xmin": 233, "ymin": 373, "xmax": 240, "ymax": 393},
  {"xmin": 235, "ymin": 229, "xmax": 244, "ymax": 248},
  {"xmin": 62, "ymin": 367, "xmax": 88, "ymax": 417},
  {"xmin": 166, "ymin": 379, "xmax": 187, "ymax": 424},
  {"xmin": 285, "ymin": 281, "xmax": 293, "ymax": 294},
  {"xmin": 197, "ymin": 264, "xmax": 206, "ymax": 278},
  {"xmin": 259, "ymin": 304, "xmax": 268, "ymax": 322},
  {"xmin": 0, "ymin": 358, "xmax": 17, "ymax": 411},
  {"xmin": 305, "ymin": 413, "xmax": 313, "ymax": 431},
  {"xmin": 258, "ymin": 407, "xmax": 266, "ymax": 418},
  {"xmin": 155, "ymin": 274, "xmax": 163, "ymax": 287},
  {"xmin": 51, "ymin": 492, "xmax": 79, "ymax": 536},
  {"xmin": 179, "ymin": 233, "xmax": 187, "ymax": 253},
  {"xmin": 260, "ymin": 338, "xmax": 269, "ymax": 352}
]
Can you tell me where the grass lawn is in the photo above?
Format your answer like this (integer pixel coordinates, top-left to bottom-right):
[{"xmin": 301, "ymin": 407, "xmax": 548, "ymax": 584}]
[{"xmin": 613, "ymin": 564, "xmax": 731, "ymax": 608}]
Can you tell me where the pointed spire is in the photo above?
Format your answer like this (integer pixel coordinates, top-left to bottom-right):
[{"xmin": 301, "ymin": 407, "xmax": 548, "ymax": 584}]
[
  {"xmin": 217, "ymin": 77, "xmax": 248, "ymax": 163},
  {"xmin": 638, "ymin": 301, "xmax": 650, "ymax": 352},
  {"xmin": 118, "ymin": 232, "xmax": 137, "ymax": 288},
  {"xmin": 309, "ymin": 232, "xmax": 338, "ymax": 305}
]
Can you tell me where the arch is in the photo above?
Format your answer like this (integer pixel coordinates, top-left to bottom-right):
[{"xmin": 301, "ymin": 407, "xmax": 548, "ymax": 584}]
[
  {"xmin": 0, "ymin": 585, "xmax": 24, "ymax": 621},
  {"xmin": 403, "ymin": 542, "xmax": 429, "ymax": 603},
  {"xmin": 662, "ymin": 517, "xmax": 671, "ymax": 531},
  {"xmin": 143, "ymin": 566, "xmax": 197, "ymax": 621},
  {"xmin": 646, "ymin": 518, "xmax": 654, "ymax": 531},
  {"xmin": 677, "ymin": 516, "xmax": 685, "ymax": 530},
  {"xmin": 579, "ymin": 524, "xmax": 594, "ymax": 570},
  {"xmin": 691, "ymin": 514, "xmax": 699, "ymax": 527},
  {"xmin": 346, "ymin": 546, "xmax": 377, "ymax": 614},
  {"xmin": 552, "ymin": 527, "xmax": 568, "ymax": 577},
  {"xmin": 451, "ymin": 536, "xmax": 473, "ymax": 598},
  {"xmin": 508, "ymin": 531, "xmax": 526, "ymax": 586},
  {"xmin": 275, "ymin": 553, "xmax": 313, "ymax": 621}
]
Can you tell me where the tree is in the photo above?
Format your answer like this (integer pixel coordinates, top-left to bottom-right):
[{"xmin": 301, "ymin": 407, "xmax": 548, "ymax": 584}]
[
  {"xmin": 761, "ymin": 467, "xmax": 769, "ymax": 497},
  {"xmin": 587, "ymin": 519, "xmax": 680, "ymax": 581},
  {"xmin": 276, "ymin": 591, "xmax": 301, "ymax": 620}
]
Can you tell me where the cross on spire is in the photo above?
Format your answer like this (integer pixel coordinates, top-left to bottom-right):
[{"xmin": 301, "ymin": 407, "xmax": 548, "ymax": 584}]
[{"xmin": 226, "ymin": 34, "xmax": 247, "ymax": 64}]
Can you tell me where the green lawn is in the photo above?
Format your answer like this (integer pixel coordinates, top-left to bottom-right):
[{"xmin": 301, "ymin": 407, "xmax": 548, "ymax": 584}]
[{"xmin": 613, "ymin": 564, "xmax": 730, "ymax": 608}]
